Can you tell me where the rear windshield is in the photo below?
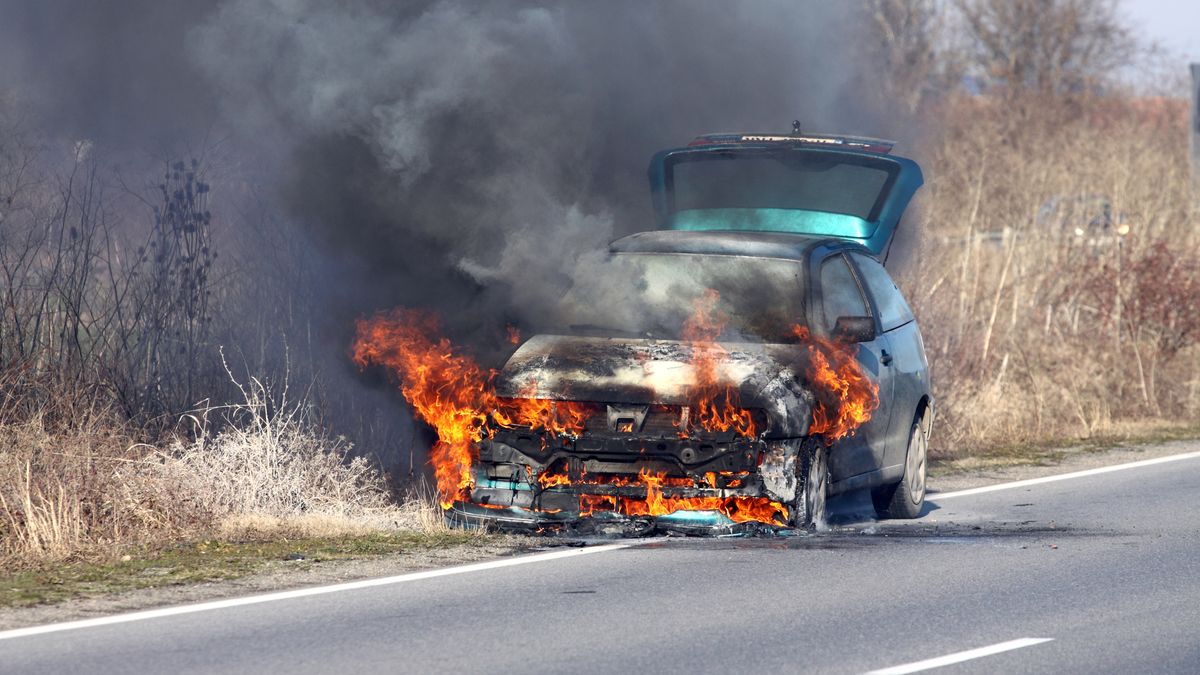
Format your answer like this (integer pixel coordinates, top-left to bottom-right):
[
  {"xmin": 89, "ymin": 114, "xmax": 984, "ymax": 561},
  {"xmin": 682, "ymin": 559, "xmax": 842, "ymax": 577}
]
[
  {"xmin": 558, "ymin": 252, "xmax": 805, "ymax": 342},
  {"xmin": 668, "ymin": 151, "xmax": 896, "ymax": 221}
]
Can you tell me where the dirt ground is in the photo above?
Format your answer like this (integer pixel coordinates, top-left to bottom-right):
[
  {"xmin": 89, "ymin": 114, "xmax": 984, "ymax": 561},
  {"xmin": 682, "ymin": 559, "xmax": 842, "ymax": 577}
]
[{"xmin": 3, "ymin": 438, "xmax": 1196, "ymax": 631}]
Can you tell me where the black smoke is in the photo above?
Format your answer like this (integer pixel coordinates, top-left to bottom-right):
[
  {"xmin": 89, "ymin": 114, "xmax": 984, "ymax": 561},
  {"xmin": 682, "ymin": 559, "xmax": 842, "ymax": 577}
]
[
  {"xmin": 192, "ymin": 1, "xmax": 897, "ymax": 340},
  {"xmin": 0, "ymin": 0, "xmax": 907, "ymax": 465}
]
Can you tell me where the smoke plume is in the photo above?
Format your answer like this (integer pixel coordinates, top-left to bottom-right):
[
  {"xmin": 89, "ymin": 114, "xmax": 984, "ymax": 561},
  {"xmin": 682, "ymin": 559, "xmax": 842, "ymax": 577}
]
[
  {"xmin": 0, "ymin": 0, "xmax": 903, "ymax": 464},
  {"xmin": 189, "ymin": 1, "xmax": 896, "ymax": 338}
]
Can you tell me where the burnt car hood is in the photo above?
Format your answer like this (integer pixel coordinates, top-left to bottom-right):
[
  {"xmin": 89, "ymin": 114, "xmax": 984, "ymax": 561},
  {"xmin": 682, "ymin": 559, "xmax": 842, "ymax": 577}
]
[{"xmin": 495, "ymin": 334, "xmax": 813, "ymax": 437}]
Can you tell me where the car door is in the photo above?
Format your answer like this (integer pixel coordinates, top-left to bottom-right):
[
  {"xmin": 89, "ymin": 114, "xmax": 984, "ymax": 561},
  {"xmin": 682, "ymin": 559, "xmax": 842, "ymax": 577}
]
[
  {"xmin": 848, "ymin": 252, "xmax": 924, "ymax": 471},
  {"xmin": 815, "ymin": 252, "xmax": 895, "ymax": 481}
]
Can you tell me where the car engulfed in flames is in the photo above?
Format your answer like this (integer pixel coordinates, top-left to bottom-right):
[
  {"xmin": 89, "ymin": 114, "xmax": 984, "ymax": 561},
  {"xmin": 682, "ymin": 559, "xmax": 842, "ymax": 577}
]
[
  {"xmin": 352, "ymin": 288, "xmax": 878, "ymax": 535},
  {"xmin": 352, "ymin": 129, "xmax": 933, "ymax": 534}
]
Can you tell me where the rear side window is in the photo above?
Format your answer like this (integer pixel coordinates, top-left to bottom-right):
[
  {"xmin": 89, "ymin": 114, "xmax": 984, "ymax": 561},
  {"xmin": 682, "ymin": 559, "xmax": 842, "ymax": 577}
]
[
  {"xmin": 819, "ymin": 254, "xmax": 868, "ymax": 331},
  {"xmin": 850, "ymin": 253, "xmax": 914, "ymax": 332}
]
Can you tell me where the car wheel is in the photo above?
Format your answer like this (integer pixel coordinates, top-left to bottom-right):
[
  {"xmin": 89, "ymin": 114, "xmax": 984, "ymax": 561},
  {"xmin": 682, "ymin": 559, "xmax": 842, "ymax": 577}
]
[
  {"xmin": 872, "ymin": 415, "xmax": 927, "ymax": 519},
  {"xmin": 794, "ymin": 440, "xmax": 828, "ymax": 529}
]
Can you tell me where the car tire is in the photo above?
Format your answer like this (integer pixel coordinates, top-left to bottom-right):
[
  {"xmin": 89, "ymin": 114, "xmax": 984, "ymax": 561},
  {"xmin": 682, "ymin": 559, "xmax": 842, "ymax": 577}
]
[
  {"xmin": 794, "ymin": 440, "xmax": 828, "ymax": 529},
  {"xmin": 872, "ymin": 415, "xmax": 927, "ymax": 519}
]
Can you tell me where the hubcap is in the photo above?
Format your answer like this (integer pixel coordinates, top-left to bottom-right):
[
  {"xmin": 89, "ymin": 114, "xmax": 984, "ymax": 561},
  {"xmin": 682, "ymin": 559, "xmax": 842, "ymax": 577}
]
[{"xmin": 907, "ymin": 425, "xmax": 927, "ymax": 504}]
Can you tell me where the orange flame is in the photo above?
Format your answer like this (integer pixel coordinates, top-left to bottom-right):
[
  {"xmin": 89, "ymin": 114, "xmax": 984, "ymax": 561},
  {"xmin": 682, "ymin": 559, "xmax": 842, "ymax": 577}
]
[
  {"xmin": 680, "ymin": 290, "xmax": 757, "ymax": 437},
  {"xmin": 506, "ymin": 325, "xmax": 521, "ymax": 345},
  {"xmin": 492, "ymin": 393, "xmax": 598, "ymax": 437},
  {"xmin": 537, "ymin": 471, "xmax": 573, "ymax": 489},
  {"xmin": 352, "ymin": 310, "xmax": 492, "ymax": 508},
  {"xmin": 570, "ymin": 472, "xmax": 786, "ymax": 524},
  {"xmin": 791, "ymin": 326, "xmax": 879, "ymax": 442},
  {"xmin": 579, "ymin": 494, "xmax": 618, "ymax": 516},
  {"xmin": 352, "ymin": 310, "xmax": 598, "ymax": 507},
  {"xmin": 617, "ymin": 469, "xmax": 787, "ymax": 524}
]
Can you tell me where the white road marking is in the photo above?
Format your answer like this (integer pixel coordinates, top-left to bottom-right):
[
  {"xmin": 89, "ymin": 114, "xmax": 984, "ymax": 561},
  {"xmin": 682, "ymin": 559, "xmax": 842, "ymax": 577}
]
[
  {"xmin": 0, "ymin": 543, "xmax": 630, "ymax": 642},
  {"xmin": 866, "ymin": 637, "xmax": 1054, "ymax": 674},
  {"xmin": 931, "ymin": 450, "xmax": 1200, "ymax": 500}
]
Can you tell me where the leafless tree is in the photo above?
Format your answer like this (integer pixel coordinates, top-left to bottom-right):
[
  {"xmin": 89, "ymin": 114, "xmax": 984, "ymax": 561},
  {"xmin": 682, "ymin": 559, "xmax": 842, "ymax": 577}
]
[
  {"xmin": 954, "ymin": 0, "xmax": 1136, "ymax": 96},
  {"xmin": 863, "ymin": 0, "xmax": 956, "ymax": 115}
]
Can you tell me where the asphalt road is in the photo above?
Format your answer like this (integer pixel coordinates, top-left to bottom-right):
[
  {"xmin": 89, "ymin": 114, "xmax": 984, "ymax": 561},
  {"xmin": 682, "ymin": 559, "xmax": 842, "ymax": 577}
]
[{"xmin": 4, "ymin": 452, "xmax": 1199, "ymax": 674}]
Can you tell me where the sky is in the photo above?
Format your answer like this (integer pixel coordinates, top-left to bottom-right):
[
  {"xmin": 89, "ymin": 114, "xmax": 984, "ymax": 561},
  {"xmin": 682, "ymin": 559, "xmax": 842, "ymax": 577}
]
[{"xmin": 1123, "ymin": 0, "xmax": 1200, "ymax": 63}]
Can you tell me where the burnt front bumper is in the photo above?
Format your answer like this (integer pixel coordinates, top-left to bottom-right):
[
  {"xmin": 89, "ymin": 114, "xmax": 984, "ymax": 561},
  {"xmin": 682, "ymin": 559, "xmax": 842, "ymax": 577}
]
[
  {"xmin": 448, "ymin": 432, "xmax": 801, "ymax": 533},
  {"xmin": 445, "ymin": 500, "xmax": 773, "ymax": 536}
]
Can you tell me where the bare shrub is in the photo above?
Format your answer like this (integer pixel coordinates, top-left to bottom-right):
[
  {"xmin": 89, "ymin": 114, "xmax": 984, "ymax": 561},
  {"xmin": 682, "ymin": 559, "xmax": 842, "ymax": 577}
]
[
  {"xmin": 151, "ymin": 359, "xmax": 431, "ymax": 537},
  {"xmin": 955, "ymin": 0, "xmax": 1136, "ymax": 96},
  {"xmin": 864, "ymin": 0, "xmax": 957, "ymax": 116},
  {"xmin": 0, "ymin": 361, "xmax": 445, "ymax": 567}
]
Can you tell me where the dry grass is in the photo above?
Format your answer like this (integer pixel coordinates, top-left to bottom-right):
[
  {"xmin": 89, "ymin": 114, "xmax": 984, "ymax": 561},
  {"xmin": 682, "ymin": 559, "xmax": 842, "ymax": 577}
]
[
  {"xmin": 906, "ymin": 92, "xmax": 1200, "ymax": 458},
  {"xmin": 0, "ymin": 367, "xmax": 447, "ymax": 568},
  {"xmin": 0, "ymin": 409, "xmax": 190, "ymax": 565}
]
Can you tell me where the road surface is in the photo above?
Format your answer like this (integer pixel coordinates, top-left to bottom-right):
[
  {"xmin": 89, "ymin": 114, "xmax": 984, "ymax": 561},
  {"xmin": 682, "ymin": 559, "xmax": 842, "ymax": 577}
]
[{"xmin": 4, "ymin": 451, "xmax": 1199, "ymax": 674}]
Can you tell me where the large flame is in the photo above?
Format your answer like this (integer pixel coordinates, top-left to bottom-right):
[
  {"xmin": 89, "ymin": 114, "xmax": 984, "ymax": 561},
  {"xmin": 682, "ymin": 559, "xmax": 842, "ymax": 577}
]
[
  {"xmin": 680, "ymin": 289, "xmax": 757, "ymax": 437},
  {"xmin": 352, "ymin": 301, "xmax": 877, "ymax": 524},
  {"xmin": 352, "ymin": 310, "xmax": 493, "ymax": 508},
  {"xmin": 571, "ymin": 472, "xmax": 787, "ymax": 524},
  {"xmin": 791, "ymin": 325, "xmax": 879, "ymax": 442},
  {"xmin": 352, "ymin": 310, "xmax": 597, "ymax": 507}
]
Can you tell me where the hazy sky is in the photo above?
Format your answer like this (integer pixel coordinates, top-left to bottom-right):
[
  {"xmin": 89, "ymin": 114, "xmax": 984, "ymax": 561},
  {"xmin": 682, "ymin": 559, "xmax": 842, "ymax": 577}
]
[{"xmin": 1124, "ymin": 0, "xmax": 1200, "ymax": 63}]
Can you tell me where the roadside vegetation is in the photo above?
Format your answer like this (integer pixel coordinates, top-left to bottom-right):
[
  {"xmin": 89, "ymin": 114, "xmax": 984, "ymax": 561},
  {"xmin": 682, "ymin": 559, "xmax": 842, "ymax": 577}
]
[
  {"xmin": 2, "ymin": 530, "xmax": 482, "ymax": 609},
  {"xmin": 0, "ymin": 363, "xmax": 460, "ymax": 566},
  {"xmin": 872, "ymin": 0, "xmax": 1200, "ymax": 460},
  {"xmin": 2, "ymin": 0, "xmax": 1198, "ymax": 585},
  {"xmin": 916, "ymin": 96, "xmax": 1200, "ymax": 461}
]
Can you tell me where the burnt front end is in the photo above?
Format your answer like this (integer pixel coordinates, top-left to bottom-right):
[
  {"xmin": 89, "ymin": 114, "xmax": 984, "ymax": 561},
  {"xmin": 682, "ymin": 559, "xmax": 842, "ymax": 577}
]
[{"xmin": 447, "ymin": 403, "xmax": 802, "ymax": 534}]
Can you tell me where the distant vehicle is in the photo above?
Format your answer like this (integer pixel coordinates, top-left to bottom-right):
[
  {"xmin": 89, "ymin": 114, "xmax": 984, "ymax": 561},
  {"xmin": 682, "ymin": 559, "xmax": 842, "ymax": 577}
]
[
  {"xmin": 449, "ymin": 129, "xmax": 933, "ymax": 533},
  {"xmin": 1036, "ymin": 193, "xmax": 1129, "ymax": 247}
]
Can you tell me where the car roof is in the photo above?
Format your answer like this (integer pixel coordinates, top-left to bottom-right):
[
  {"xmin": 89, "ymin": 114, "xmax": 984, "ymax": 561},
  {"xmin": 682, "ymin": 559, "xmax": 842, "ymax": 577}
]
[{"xmin": 609, "ymin": 229, "xmax": 870, "ymax": 262}]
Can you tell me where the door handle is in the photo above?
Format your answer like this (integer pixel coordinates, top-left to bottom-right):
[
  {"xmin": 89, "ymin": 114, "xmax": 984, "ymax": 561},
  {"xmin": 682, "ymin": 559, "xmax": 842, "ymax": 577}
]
[{"xmin": 880, "ymin": 349, "xmax": 893, "ymax": 366}]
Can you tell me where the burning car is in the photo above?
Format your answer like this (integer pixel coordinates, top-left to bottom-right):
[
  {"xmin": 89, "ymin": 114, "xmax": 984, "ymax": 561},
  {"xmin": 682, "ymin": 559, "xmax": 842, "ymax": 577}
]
[{"xmin": 354, "ymin": 129, "xmax": 933, "ymax": 534}]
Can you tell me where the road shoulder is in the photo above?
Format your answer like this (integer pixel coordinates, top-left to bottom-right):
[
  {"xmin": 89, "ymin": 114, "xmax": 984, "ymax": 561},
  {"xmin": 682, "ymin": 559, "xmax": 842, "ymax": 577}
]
[
  {"xmin": 929, "ymin": 438, "xmax": 1200, "ymax": 493},
  {"xmin": 0, "ymin": 534, "xmax": 537, "ymax": 631}
]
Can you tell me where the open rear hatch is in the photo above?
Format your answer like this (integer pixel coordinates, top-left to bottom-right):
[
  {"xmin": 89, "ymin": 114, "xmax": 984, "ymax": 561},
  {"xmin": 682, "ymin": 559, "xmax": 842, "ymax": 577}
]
[{"xmin": 648, "ymin": 131, "xmax": 923, "ymax": 256}]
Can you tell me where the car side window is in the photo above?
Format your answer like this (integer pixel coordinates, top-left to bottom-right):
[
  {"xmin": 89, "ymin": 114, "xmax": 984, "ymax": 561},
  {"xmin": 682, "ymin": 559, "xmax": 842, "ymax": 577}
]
[
  {"xmin": 820, "ymin": 254, "xmax": 868, "ymax": 331},
  {"xmin": 850, "ymin": 253, "xmax": 914, "ymax": 332}
]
